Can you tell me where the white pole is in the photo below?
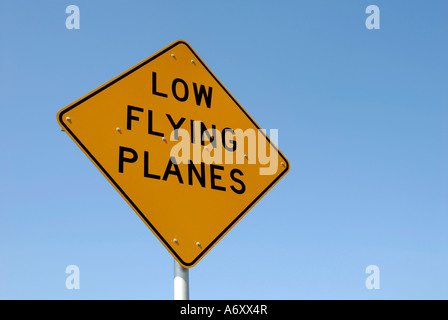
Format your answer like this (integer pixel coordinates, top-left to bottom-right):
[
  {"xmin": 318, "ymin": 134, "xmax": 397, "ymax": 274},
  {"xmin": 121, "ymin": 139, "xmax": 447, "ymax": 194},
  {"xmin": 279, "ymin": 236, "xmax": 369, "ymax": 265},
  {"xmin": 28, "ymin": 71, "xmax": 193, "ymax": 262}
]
[{"xmin": 174, "ymin": 259, "xmax": 189, "ymax": 300}]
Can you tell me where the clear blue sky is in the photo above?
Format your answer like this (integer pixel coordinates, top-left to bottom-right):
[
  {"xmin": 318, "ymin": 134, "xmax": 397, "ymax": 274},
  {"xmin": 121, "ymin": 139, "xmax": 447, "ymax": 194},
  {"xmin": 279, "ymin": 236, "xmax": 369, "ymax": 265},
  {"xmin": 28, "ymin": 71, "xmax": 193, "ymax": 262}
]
[{"xmin": 1, "ymin": 0, "xmax": 447, "ymax": 299}]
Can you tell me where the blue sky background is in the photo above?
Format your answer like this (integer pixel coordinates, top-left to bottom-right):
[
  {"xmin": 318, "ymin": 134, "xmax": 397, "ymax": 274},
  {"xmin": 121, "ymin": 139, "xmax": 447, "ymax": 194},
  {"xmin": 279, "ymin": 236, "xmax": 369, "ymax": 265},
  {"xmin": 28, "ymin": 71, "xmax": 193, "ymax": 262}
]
[{"xmin": 0, "ymin": 0, "xmax": 447, "ymax": 299}]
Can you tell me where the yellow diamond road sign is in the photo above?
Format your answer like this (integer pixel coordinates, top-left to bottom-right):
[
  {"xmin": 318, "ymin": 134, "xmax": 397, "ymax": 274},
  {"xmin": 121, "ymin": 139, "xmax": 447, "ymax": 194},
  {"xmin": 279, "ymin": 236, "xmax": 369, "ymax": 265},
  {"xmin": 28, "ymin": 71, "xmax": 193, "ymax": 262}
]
[{"xmin": 57, "ymin": 40, "xmax": 290, "ymax": 268}]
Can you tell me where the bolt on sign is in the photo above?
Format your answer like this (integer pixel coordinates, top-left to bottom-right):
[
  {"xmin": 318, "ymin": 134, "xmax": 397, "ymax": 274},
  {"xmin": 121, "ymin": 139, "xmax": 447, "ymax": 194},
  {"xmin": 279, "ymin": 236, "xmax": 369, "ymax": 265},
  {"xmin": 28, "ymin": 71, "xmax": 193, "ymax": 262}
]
[{"xmin": 57, "ymin": 40, "xmax": 290, "ymax": 268}]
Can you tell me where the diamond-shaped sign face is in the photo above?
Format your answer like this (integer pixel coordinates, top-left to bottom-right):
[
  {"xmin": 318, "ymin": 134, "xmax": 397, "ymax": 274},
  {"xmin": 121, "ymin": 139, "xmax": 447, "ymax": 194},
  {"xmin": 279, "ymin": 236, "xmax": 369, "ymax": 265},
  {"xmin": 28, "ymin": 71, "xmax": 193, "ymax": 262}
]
[{"xmin": 57, "ymin": 40, "xmax": 289, "ymax": 268}]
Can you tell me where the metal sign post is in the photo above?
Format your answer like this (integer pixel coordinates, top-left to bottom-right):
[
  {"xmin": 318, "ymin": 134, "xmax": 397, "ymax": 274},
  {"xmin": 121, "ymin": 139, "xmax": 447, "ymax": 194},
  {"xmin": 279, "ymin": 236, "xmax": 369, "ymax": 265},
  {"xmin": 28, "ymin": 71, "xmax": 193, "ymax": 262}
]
[{"xmin": 174, "ymin": 259, "xmax": 189, "ymax": 300}]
